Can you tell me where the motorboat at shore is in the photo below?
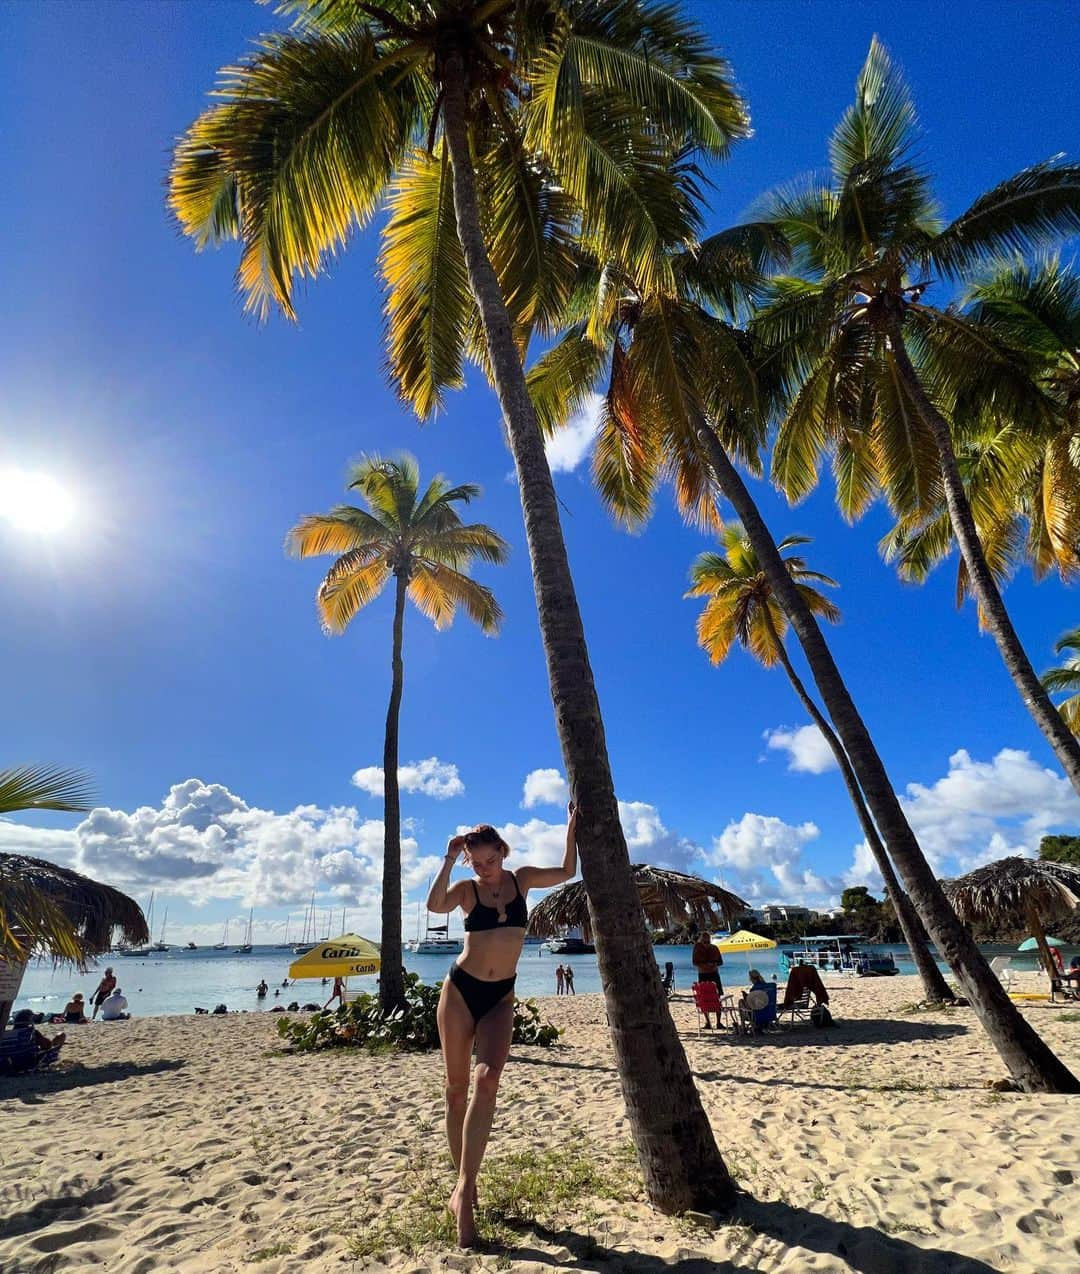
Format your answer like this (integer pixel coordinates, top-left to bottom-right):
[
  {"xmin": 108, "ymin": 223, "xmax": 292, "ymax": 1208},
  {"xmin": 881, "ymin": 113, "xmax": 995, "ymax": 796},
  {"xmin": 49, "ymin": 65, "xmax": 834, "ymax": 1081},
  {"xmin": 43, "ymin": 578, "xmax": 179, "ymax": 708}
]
[
  {"xmin": 542, "ymin": 935, "xmax": 596, "ymax": 955},
  {"xmin": 778, "ymin": 935, "xmax": 897, "ymax": 979}
]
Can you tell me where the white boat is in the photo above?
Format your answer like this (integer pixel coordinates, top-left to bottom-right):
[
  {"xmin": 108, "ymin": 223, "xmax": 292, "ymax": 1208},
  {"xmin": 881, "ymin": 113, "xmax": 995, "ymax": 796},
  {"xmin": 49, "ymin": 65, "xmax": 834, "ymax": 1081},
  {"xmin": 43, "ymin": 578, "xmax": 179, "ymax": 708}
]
[
  {"xmin": 405, "ymin": 893, "xmax": 462, "ymax": 955},
  {"xmin": 185, "ymin": 941, "xmax": 197, "ymax": 950},
  {"xmin": 292, "ymin": 891, "xmax": 318, "ymax": 954},
  {"xmin": 777, "ymin": 935, "xmax": 898, "ymax": 981},
  {"xmin": 212, "ymin": 918, "xmax": 228, "ymax": 951},
  {"xmin": 124, "ymin": 891, "xmax": 157, "ymax": 956},
  {"xmin": 151, "ymin": 905, "xmax": 170, "ymax": 952},
  {"xmin": 235, "ymin": 908, "xmax": 254, "ymax": 953}
]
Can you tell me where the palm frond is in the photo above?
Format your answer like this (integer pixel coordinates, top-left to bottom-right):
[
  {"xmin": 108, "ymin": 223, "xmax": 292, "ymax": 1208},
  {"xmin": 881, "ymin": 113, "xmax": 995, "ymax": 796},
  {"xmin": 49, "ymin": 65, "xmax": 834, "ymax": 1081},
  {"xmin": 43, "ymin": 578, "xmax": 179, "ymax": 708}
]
[
  {"xmin": 407, "ymin": 561, "xmax": 503, "ymax": 633},
  {"xmin": 829, "ymin": 36, "xmax": 919, "ymax": 182},
  {"xmin": 317, "ymin": 557, "xmax": 393, "ymax": 633},
  {"xmin": 285, "ymin": 507, "xmax": 393, "ymax": 558},
  {"xmin": 0, "ymin": 765, "xmax": 96, "ymax": 816},
  {"xmin": 931, "ymin": 158, "xmax": 1080, "ymax": 280}
]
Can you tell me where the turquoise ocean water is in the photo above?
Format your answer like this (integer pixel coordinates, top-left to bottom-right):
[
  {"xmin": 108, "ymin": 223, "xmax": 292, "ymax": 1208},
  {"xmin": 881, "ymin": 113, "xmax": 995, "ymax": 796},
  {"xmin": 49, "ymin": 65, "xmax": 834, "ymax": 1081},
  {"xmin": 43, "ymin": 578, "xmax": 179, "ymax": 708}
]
[{"xmin": 12, "ymin": 940, "xmax": 1063, "ymax": 1020}]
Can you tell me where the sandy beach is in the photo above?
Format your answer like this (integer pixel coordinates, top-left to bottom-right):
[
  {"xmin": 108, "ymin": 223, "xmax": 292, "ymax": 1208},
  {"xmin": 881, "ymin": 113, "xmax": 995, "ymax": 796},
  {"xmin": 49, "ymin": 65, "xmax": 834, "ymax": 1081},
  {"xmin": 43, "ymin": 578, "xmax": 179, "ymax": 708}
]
[{"xmin": 2, "ymin": 976, "xmax": 1077, "ymax": 1273}]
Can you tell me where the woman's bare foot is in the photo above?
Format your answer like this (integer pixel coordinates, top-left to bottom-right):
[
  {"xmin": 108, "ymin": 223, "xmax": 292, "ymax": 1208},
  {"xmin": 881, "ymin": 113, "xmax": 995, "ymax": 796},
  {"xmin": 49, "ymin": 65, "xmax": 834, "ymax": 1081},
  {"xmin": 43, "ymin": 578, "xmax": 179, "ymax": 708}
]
[{"xmin": 449, "ymin": 1183, "xmax": 478, "ymax": 1248}]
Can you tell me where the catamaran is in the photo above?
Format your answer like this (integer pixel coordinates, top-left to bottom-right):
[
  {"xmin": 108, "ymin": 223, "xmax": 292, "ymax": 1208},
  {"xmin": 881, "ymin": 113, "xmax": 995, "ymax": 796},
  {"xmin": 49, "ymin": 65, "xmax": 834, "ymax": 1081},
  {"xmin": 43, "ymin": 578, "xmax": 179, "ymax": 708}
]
[
  {"xmin": 405, "ymin": 888, "xmax": 462, "ymax": 955},
  {"xmin": 778, "ymin": 934, "xmax": 897, "ymax": 980}
]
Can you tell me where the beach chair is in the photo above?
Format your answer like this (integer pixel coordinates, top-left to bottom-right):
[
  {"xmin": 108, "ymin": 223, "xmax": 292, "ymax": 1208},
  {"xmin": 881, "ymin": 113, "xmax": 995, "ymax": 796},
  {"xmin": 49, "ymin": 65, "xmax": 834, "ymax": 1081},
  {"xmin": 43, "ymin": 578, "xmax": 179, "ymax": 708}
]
[
  {"xmin": 742, "ymin": 983, "xmax": 778, "ymax": 1033},
  {"xmin": 990, "ymin": 956, "xmax": 1015, "ymax": 991},
  {"xmin": 691, "ymin": 981, "xmax": 736, "ymax": 1035},
  {"xmin": 0, "ymin": 1027, "xmax": 61, "ymax": 1077},
  {"xmin": 779, "ymin": 989, "xmax": 812, "ymax": 1027},
  {"xmin": 660, "ymin": 963, "xmax": 676, "ymax": 999},
  {"xmin": 1050, "ymin": 974, "xmax": 1079, "ymax": 1004}
]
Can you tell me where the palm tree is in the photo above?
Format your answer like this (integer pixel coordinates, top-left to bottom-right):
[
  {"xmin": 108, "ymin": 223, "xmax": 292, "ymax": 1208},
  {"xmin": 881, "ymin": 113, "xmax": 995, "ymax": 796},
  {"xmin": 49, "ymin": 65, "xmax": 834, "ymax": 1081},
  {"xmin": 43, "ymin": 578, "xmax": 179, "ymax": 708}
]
[
  {"xmin": 170, "ymin": 0, "xmax": 749, "ymax": 1209},
  {"xmin": 1042, "ymin": 627, "xmax": 1080, "ymax": 733},
  {"xmin": 286, "ymin": 454, "xmax": 507, "ymax": 1011},
  {"xmin": 686, "ymin": 527, "xmax": 952, "ymax": 1003},
  {"xmin": 528, "ymin": 225, "xmax": 1077, "ymax": 1088},
  {"xmin": 881, "ymin": 260, "xmax": 1080, "ymax": 617},
  {"xmin": 756, "ymin": 37, "xmax": 1080, "ymax": 794}
]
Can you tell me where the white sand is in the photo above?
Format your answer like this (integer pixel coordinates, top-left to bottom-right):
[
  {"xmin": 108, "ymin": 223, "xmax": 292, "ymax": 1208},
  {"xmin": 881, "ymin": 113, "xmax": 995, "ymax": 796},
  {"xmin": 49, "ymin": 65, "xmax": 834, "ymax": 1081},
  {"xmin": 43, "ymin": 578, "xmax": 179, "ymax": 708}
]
[{"xmin": 1, "ymin": 975, "xmax": 1077, "ymax": 1272}]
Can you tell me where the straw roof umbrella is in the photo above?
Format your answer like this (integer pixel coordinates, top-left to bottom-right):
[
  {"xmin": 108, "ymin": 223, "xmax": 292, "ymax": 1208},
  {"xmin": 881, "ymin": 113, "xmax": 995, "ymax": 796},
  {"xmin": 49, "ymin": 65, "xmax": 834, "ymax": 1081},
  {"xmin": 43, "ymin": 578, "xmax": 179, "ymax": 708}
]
[
  {"xmin": 527, "ymin": 864, "xmax": 748, "ymax": 942},
  {"xmin": 0, "ymin": 853, "xmax": 149, "ymax": 1032},
  {"xmin": 941, "ymin": 856, "xmax": 1080, "ymax": 981}
]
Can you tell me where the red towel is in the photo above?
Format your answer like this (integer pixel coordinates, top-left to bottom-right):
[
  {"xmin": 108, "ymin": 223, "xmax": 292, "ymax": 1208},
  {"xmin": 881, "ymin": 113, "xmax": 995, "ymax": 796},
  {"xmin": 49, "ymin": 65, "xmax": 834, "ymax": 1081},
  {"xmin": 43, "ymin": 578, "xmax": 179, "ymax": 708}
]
[{"xmin": 782, "ymin": 964, "xmax": 830, "ymax": 1007}]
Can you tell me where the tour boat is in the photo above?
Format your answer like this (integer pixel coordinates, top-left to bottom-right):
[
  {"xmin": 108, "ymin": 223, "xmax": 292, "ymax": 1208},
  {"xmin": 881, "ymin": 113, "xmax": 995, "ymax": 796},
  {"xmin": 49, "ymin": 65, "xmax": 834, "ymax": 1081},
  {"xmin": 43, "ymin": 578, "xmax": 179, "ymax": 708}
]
[{"xmin": 778, "ymin": 935, "xmax": 897, "ymax": 980}]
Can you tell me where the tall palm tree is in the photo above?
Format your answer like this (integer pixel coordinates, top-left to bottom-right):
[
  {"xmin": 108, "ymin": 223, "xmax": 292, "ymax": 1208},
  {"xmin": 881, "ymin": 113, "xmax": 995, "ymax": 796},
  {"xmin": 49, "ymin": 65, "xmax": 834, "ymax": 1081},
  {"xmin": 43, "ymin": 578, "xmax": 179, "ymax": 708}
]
[
  {"xmin": 882, "ymin": 260, "xmax": 1080, "ymax": 611},
  {"xmin": 171, "ymin": 0, "xmax": 749, "ymax": 1208},
  {"xmin": 756, "ymin": 37, "xmax": 1080, "ymax": 794},
  {"xmin": 1042, "ymin": 627, "xmax": 1080, "ymax": 734},
  {"xmin": 286, "ymin": 454, "xmax": 506, "ymax": 1011},
  {"xmin": 687, "ymin": 526, "xmax": 952, "ymax": 1003},
  {"xmin": 529, "ymin": 233, "xmax": 1077, "ymax": 1088}
]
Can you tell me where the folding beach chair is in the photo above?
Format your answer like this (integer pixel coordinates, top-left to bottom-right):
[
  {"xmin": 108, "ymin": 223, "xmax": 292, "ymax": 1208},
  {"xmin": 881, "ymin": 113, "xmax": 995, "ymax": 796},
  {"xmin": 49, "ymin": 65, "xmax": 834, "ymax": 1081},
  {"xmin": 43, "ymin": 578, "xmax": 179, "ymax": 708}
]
[
  {"xmin": 0, "ymin": 1027, "xmax": 61, "ymax": 1077},
  {"xmin": 691, "ymin": 981, "xmax": 740, "ymax": 1035},
  {"xmin": 989, "ymin": 956, "xmax": 1015, "ymax": 991},
  {"xmin": 779, "ymin": 989, "xmax": 812, "ymax": 1027}
]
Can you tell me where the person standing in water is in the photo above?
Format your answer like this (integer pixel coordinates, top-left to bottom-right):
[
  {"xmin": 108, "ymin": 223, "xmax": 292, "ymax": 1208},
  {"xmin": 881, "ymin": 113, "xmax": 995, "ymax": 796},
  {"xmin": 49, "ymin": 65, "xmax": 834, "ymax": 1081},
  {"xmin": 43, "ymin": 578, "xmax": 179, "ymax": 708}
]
[{"xmin": 427, "ymin": 802, "xmax": 579, "ymax": 1247}]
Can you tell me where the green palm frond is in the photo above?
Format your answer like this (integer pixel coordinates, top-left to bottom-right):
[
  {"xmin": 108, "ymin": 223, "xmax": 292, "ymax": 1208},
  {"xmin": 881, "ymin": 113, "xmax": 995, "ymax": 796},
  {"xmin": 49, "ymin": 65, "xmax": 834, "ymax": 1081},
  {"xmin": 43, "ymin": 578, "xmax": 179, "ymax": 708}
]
[
  {"xmin": 169, "ymin": 29, "xmax": 428, "ymax": 320},
  {"xmin": 380, "ymin": 145, "xmax": 473, "ymax": 418},
  {"xmin": 0, "ymin": 765, "xmax": 95, "ymax": 816},
  {"xmin": 284, "ymin": 507, "xmax": 393, "ymax": 558},
  {"xmin": 931, "ymin": 159, "xmax": 1080, "ymax": 280},
  {"xmin": 526, "ymin": 324, "xmax": 609, "ymax": 437},
  {"xmin": 829, "ymin": 35, "xmax": 919, "ymax": 181},
  {"xmin": 412, "ymin": 523, "xmax": 510, "ymax": 568}
]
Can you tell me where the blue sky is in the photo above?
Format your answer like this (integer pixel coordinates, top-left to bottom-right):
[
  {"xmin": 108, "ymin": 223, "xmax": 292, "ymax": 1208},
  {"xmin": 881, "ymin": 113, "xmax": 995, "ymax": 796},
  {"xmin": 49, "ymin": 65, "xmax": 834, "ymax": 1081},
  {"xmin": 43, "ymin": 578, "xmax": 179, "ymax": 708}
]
[{"xmin": 2, "ymin": 1, "xmax": 1079, "ymax": 943}]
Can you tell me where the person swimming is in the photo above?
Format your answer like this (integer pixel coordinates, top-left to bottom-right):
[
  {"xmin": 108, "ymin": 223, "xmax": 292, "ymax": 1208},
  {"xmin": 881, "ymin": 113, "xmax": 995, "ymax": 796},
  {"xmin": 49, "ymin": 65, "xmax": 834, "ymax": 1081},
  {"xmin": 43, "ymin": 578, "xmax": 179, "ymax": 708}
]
[{"xmin": 427, "ymin": 803, "xmax": 579, "ymax": 1247}]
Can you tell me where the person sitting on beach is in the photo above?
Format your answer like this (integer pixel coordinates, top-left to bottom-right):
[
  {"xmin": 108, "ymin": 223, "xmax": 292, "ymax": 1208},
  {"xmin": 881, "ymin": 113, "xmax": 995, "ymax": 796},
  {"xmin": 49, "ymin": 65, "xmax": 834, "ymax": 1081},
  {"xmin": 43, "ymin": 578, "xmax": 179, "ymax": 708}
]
[
  {"xmin": 90, "ymin": 967, "xmax": 117, "ymax": 1020},
  {"xmin": 691, "ymin": 931, "xmax": 724, "ymax": 1028},
  {"xmin": 9, "ymin": 1009, "xmax": 66, "ymax": 1055},
  {"xmin": 63, "ymin": 994, "xmax": 88, "ymax": 1024},
  {"xmin": 428, "ymin": 802, "xmax": 579, "ymax": 1248},
  {"xmin": 99, "ymin": 988, "xmax": 130, "ymax": 1021},
  {"xmin": 555, "ymin": 964, "xmax": 565, "ymax": 995},
  {"xmin": 322, "ymin": 976, "xmax": 346, "ymax": 1010}
]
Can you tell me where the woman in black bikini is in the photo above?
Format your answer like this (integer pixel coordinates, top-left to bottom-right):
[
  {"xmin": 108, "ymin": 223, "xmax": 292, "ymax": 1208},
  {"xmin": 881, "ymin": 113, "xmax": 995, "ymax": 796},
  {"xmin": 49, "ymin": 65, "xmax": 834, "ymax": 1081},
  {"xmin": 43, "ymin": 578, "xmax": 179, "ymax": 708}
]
[{"xmin": 427, "ymin": 802, "xmax": 578, "ymax": 1246}]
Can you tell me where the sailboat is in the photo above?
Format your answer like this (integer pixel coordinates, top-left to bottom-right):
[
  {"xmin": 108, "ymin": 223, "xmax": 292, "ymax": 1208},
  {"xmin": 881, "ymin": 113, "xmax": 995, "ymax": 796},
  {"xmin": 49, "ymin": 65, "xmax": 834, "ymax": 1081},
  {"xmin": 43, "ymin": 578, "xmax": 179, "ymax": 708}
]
[
  {"xmin": 292, "ymin": 892, "xmax": 317, "ymax": 955},
  {"xmin": 275, "ymin": 915, "xmax": 291, "ymax": 949},
  {"xmin": 213, "ymin": 917, "xmax": 228, "ymax": 951},
  {"xmin": 405, "ymin": 883, "xmax": 462, "ymax": 955},
  {"xmin": 151, "ymin": 904, "xmax": 170, "ymax": 952},
  {"xmin": 123, "ymin": 892, "xmax": 156, "ymax": 956},
  {"xmin": 235, "ymin": 908, "xmax": 253, "ymax": 953}
]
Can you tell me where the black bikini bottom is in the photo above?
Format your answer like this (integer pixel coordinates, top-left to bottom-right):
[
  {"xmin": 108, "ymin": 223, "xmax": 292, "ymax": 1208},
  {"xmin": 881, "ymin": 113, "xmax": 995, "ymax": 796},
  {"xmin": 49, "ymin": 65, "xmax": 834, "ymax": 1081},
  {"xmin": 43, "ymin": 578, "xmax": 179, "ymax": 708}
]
[{"xmin": 448, "ymin": 963, "xmax": 516, "ymax": 1023}]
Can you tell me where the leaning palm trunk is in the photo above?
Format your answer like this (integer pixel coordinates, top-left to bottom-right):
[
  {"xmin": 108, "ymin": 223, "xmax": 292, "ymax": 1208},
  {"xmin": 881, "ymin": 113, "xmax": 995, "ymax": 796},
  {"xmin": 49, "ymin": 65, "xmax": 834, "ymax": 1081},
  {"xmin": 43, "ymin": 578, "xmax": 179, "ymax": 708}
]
[
  {"xmin": 700, "ymin": 425, "xmax": 1078, "ymax": 1092},
  {"xmin": 760, "ymin": 610, "xmax": 952, "ymax": 1002},
  {"xmin": 439, "ymin": 57, "xmax": 732, "ymax": 1209},
  {"xmin": 379, "ymin": 571, "xmax": 408, "ymax": 1013},
  {"xmin": 887, "ymin": 318, "xmax": 1080, "ymax": 797}
]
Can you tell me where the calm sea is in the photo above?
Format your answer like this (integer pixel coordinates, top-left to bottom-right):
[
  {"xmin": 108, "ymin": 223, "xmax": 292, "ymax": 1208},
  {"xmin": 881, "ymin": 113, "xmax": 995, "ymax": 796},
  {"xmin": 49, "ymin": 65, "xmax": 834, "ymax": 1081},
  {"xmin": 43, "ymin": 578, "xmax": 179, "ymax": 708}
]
[{"xmin": 13, "ymin": 940, "xmax": 1059, "ymax": 1020}]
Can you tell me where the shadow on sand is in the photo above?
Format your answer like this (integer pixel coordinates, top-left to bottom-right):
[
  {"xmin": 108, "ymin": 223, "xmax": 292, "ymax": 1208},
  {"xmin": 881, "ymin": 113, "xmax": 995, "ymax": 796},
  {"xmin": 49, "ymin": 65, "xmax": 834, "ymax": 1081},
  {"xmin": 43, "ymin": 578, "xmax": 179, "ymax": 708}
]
[
  {"xmin": 0, "ymin": 1057, "xmax": 185, "ymax": 1104},
  {"xmin": 486, "ymin": 1191, "xmax": 998, "ymax": 1272}
]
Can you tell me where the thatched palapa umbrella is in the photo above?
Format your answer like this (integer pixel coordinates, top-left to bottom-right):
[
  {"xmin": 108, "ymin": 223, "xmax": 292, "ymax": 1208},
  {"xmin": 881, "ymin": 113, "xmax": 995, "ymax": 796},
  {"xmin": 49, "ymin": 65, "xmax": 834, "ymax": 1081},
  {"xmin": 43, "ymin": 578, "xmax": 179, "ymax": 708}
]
[
  {"xmin": 0, "ymin": 854, "xmax": 149, "ymax": 1033},
  {"xmin": 942, "ymin": 856, "xmax": 1080, "ymax": 981},
  {"xmin": 527, "ymin": 864, "xmax": 747, "ymax": 942}
]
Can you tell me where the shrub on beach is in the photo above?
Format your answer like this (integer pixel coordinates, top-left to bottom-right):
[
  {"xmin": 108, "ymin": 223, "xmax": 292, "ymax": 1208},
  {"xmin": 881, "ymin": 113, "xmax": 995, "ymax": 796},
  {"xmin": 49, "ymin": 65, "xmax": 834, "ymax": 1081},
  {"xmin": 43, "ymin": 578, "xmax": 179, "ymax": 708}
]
[{"xmin": 276, "ymin": 972, "xmax": 560, "ymax": 1053}]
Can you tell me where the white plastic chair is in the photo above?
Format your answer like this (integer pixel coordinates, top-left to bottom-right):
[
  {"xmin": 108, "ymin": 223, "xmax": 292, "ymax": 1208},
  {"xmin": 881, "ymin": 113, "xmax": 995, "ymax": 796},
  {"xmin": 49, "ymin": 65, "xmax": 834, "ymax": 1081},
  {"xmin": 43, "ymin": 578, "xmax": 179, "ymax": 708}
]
[{"xmin": 990, "ymin": 956, "xmax": 1015, "ymax": 991}]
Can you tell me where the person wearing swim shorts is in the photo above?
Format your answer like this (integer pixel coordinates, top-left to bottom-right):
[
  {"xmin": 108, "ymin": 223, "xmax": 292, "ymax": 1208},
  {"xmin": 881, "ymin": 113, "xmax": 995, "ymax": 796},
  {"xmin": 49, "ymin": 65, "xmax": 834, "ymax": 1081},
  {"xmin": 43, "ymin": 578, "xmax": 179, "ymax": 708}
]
[{"xmin": 428, "ymin": 802, "xmax": 578, "ymax": 1247}]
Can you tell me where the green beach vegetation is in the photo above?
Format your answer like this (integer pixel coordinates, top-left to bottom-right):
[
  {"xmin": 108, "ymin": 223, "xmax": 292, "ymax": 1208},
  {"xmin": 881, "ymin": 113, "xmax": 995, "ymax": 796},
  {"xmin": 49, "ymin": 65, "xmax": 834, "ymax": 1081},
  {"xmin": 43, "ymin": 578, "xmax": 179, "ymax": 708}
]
[{"xmin": 167, "ymin": 0, "xmax": 1080, "ymax": 1216}]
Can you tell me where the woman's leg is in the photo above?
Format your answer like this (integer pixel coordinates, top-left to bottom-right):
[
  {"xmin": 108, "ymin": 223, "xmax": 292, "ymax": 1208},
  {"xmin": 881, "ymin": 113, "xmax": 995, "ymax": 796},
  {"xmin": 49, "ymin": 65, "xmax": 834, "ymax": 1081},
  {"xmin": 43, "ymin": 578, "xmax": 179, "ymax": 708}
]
[
  {"xmin": 437, "ymin": 978, "xmax": 475, "ymax": 1182},
  {"xmin": 452, "ymin": 994, "xmax": 514, "ymax": 1245}
]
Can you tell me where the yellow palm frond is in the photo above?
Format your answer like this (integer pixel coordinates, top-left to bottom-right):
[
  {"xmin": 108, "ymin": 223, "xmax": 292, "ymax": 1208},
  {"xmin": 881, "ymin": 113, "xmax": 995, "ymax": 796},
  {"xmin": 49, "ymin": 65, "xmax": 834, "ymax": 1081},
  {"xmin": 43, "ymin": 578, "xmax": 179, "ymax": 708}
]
[
  {"xmin": 317, "ymin": 557, "xmax": 392, "ymax": 634},
  {"xmin": 407, "ymin": 561, "xmax": 503, "ymax": 634}
]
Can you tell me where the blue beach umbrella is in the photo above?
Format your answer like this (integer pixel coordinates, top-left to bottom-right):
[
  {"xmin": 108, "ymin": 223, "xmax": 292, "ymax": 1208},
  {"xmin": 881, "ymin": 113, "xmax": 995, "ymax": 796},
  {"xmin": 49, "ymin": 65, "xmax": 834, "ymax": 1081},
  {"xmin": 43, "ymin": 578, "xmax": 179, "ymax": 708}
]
[{"xmin": 1017, "ymin": 935, "xmax": 1066, "ymax": 951}]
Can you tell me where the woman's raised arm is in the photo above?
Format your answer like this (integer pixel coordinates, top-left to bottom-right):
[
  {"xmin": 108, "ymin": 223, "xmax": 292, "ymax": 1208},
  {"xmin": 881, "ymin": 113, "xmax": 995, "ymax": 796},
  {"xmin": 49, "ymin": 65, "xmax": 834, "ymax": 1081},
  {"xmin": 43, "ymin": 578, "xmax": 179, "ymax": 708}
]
[
  {"xmin": 518, "ymin": 802, "xmax": 578, "ymax": 890},
  {"xmin": 427, "ymin": 836, "xmax": 467, "ymax": 913}
]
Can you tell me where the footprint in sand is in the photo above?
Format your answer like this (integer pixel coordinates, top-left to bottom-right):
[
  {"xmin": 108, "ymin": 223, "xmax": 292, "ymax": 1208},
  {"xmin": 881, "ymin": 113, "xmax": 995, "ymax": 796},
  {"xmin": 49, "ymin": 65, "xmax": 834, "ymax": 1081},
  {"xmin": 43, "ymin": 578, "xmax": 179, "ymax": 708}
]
[{"xmin": 29, "ymin": 1221, "xmax": 120, "ymax": 1253}]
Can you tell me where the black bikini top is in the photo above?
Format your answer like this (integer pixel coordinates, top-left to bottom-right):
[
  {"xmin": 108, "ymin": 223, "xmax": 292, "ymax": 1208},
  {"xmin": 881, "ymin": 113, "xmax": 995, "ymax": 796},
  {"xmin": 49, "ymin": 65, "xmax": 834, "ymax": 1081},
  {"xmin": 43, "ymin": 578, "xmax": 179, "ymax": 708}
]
[{"xmin": 464, "ymin": 871, "xmax": 528, "ymax": 932}]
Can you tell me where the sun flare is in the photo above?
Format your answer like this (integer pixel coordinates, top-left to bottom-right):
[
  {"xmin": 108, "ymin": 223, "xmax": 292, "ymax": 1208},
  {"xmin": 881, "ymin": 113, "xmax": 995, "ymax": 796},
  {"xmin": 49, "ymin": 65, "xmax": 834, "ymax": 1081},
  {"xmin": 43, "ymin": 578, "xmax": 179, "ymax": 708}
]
[{"xmin": 0, "ymin": 468, "xmax": 75, "ymax": 534}]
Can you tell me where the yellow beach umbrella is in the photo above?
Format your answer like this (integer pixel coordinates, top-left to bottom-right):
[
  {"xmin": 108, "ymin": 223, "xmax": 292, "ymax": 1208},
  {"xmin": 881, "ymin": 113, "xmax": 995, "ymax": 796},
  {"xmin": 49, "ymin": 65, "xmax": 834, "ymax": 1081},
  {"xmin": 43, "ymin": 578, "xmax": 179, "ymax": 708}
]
[
  {"xmin": 288, "ymin": 934, "xmax": 381, "ymax": 980},
  {"xmin": 713, "ymin": 929, "xmax": 776, "ymax": 952}
]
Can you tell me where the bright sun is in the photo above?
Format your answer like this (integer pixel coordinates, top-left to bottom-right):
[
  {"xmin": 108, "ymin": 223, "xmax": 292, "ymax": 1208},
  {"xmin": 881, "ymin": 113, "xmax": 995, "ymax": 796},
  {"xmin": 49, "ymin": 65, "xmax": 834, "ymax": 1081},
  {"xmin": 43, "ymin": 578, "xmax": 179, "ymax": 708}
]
[{"xmin": 0, "ymin": 468, "xmax": 75, "ymax": 534}]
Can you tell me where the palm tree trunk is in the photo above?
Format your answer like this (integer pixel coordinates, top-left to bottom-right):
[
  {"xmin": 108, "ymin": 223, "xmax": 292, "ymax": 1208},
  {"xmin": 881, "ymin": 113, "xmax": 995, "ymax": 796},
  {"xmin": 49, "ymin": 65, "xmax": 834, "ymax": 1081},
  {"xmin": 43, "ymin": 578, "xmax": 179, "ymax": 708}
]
[
  {"xmin": 761, "ymin": 611, "xmax": 953, "ymax": 1002},
  {"xmin": 887, "ymin": 318, "xmax": 1080, "ymax": 796},
  {"xmin": 699, "ymin": 425, "xmax": 1079, "ymax": 1092},
  {"xmin": 379, "ymin": 569, "xmax": 407, "ymax": 1013},
  {"xmin": 439, "ymin": 53, "xmax": 733, "ymax": 1210}
]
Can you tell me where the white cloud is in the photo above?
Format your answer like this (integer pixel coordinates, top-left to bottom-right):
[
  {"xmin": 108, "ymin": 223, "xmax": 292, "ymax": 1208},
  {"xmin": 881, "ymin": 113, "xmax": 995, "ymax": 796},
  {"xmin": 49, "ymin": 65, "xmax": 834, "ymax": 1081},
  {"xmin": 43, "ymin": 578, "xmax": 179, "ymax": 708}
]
[
  {"xmin": 545, "ymin": 392, "xmax": 602, "ymax": 474},
  {"xmin": 899, "ymin": 747, "xmax": 1080, "ymax": 873},
  {"xmin": 522, "ymin": 768, "xmax": 569, "ymax": 809},
  {"xmin": 764, "ymin": 725, "xmax": 838, "ymax": 775},
  {"xmin": 351, "ymin": 757, "xmax": 464, "ymax": 800},
  {"xmin": 843, "ymin": 839, "xmax": 884, "ymax": 891},
  {"xmin": 3, "ymin": 778, "xmax": 435, "ymax": 914},
  {"xmin": 707, "ymin": 812, "xmax": 836, "ymax": 908}
]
